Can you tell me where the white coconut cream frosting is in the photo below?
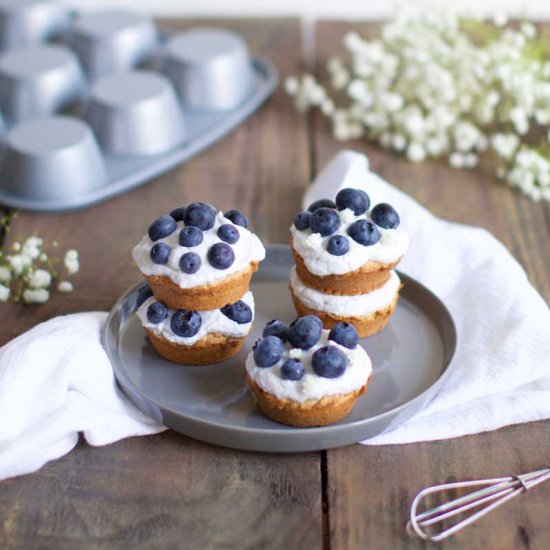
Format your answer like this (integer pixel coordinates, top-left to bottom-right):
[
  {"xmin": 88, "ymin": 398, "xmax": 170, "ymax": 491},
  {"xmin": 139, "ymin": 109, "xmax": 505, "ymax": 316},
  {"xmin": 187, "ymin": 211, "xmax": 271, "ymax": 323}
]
[
  {"xmin": 133, "ymin": 211, "xmax": 265, "ymax": 288},
  {"xmin": 290, "ymin": 268, "xmax": 401, "ymax": 317},
  {"xmin": 291, "ymin": 207, "xmax": 409, "ymax": 276},
  {"xmin": 246, "ymin": 330, "xmax": 371, "ymax": 403},
  {"xmin": 137, "ymin": 291, "xmax": 254, "ymax": 346}
]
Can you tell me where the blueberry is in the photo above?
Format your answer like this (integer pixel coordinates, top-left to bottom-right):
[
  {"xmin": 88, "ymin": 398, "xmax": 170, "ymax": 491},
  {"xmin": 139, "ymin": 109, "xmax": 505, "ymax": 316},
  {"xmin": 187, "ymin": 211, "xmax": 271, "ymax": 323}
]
[
  {"xmin": 208, "ymin": 243, "xmax": 235, "ymax": 269},
  {"xmin": 347, "ymin": 219, "xmax": 380, "ymax": 246},
  {"xmin": 287, "ymin": 315, "xmax": 323, "ymax": 350},
  {"xmin": 312, "ymin": 345, "xmax": 347, "ymax": 378},
  {"xmin": 281, "ymin": 359, "xmax": 305, "ymax": 381},
  {"xmin": 183, "ymin": 202, "xmax": 216, "ymax": 231},
  {"xmin": 308, "ymin": 198, "xmax": 336, "ymax": 212},
  {"xmin": 224, "ymin": 209, "xmax": 248, "ymax": 228},
  {"xmin": 217, "ymin": 224, "xmax": 240, "ymax": 244},
  {"xmin": 310, "ymin": 207, "xmax": 340, "ymax": 237},
  {"xmin": 335, "ymin": 188, "xmax": 370, "ymax": 215},
  {"xmin": 148, "ymin": 215, "xmax": 177, "ymax": 241},
  {"xmin": 150, "ymin": 242, "xmax": 171, "ymax": 264},
  {"xmin": 179, "ymin": 225, "xmax": 203, "ymax": 247},
  {"xmin": 147, "ymin": 301, "xmax": 168, "ymax": 324},
  {"xmin": 169, "ymin": 206, "xmax": 186, "ymax": 221},
  {"xmin": 328, "ymin": 322, "xmax": 359, "ymax": 349},
  {"xmin": 136, "ymin": 283, "xmax": 153, "ymax": 308},
  {"xmin": 221, "ymin": 300, "xmax": 253, "ymax": 324},
  {"xmin": 171, "ymin": 310, "xmax": 202, "ymax": 338},
  {"xmin": 294, "ymin": 210, "xmax": 312, "ymax": 231},
  {"xmin": 263, "ymin": 320, "xmax": 289, "ymax": 341},
  {"xmin": 179, "ymin": 252, "xmax": 201, "ymax": 274},
  {"xmin": 371, "ymin": 203, "xmax": 400, "ymax": 229},
  {"xmin": 253, "ymin": 335, "xmax": 285, "ymax": 368},
  {"xmin": 326, "ymin": 235, "xmax": 349, "ymax": 256}
]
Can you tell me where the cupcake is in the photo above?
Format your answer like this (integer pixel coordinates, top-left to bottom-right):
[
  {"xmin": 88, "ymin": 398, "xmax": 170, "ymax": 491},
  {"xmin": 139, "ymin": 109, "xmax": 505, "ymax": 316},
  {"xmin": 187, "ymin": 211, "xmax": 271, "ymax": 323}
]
[
  {"xmin": 289, "ymin": 189, "xmax": 408, "ymax": 337},
  {"xmin": 137, "ymin": 289, "xmax": 255, "ymax": 365},
  {"xmin": 246, "ymin": 316, "xmax": 372, "ymax": 427},
  {"xmin": 132, "ymin": 203, "xmax": 265, "ymax": 310}
]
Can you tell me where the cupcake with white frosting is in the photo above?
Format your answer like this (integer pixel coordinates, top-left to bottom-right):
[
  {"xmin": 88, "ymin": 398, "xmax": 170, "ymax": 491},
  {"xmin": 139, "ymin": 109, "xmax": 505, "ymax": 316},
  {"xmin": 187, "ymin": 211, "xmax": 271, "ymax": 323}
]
[
  {"xmin": 137, "ymin": 288, "xmax": 255, "ymax": 365},
  {"xmin": 246, "ymin": 315, "xmax": 372, "ymax": 427},
  {"xmin": 133, "ymin": 203, "xmax": 265, "ymax": 311},
  {"xmin": 289, "ymin": 188, "xmax": 408, "ymax": 337}
]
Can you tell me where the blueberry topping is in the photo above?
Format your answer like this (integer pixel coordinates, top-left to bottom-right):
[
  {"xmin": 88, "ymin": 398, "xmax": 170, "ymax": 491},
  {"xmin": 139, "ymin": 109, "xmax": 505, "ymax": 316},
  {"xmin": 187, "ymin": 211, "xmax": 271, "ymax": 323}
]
[
  {"xmin": 150, "ymin": 242, "xmax": 171, "ymax": 264},
  {"xmin": 224, "ymin": 209, "xmax": 248, "ymax": 228},
  {"xmin": 347, "ymin": 219, "xmax": 380, "ymax": 246},
  {"xmin": 208, "ymin": 243, "xmax": 235, "ymax": 269},
  {"xmin": 147, "ymin": 301, "xmax": 168, "ymax": 324},
  {"xmin": 183, "ymin": 202, "xmax": 216, "ymax": 231},
  {"xmin": 136, "ymin": 283, "xmax": 153, "ymax": 308},
  {"xmin": 287, "ymin": 315, "xmax": 323, "ymax": 350},
  {"xmin": 179, "ymin": 252, "xmax": 201, "ymax": 274},
  {"xmin": 253, "ymin": 335, "xmax": 285, "ymax": 368},
  {"xmin": 263, "ymin": 320, "xmax": 289, "ymax": 341},
  {"xmin": 328, "ymin": 322, "xmax": 359, "ymax": 349},
  {"xmin": 371, "ymin": 203, "xmax": 400, "ymax": 229},
  {"xmin": 335, "ymin": 188, "xmax": 370, "ymax": 215},
  {"xmin": 148, "ymin": 215, "xmax": 176, "ymax": 241},
  {"xmin": 326, "ymin": 235, "xmax": 349, "ymax": 256},
  {"xmin": 310, "ymin": 207, "xmax": 341, "ymax": 237},
  {"xmin": 179, "ymin": 225, "xmax": 203, "ymax": 247},
  {"xmin": 221, "ymin": 300, "xmax": 253, "ymax": 324},
  {"xmin": 308, "ymin": 198, "xmax": 336, "ymax": 212},
  {"xmin": 171, "ymin": 310, "xmax": 202, "ymax": 337},
  {"xmin": 169, "ymin": 206, "xmax": 186, "ymax": 221},
  {"xmin": 217, "ymin": 224, "xmax": 240, "ymax": 244},
  {"xmin": 281, "ymin": 359, "xmax": 305, "ymax": 381},
  {"xmin": 294, "ymin": 210, "xmax": 312, "ymax": 231},
  {"xmin": 312, "ymin": 345, "xmax": 347, "ymax": 378}
]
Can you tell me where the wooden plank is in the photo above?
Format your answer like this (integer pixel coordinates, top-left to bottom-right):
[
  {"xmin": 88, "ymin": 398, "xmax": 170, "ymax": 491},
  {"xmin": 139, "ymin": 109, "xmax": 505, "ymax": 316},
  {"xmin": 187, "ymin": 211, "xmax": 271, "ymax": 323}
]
[
  {"xmin": 314, "ymin": 21, "xmax": 550, "ymax": 550},
  {"xmin": 0, "ymin": 19, "xmax": 322, "ymax": 549}
]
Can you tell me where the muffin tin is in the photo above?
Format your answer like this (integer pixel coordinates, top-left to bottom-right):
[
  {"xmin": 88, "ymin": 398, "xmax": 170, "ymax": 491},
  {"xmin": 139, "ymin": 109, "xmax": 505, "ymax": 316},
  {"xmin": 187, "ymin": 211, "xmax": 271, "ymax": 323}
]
[{"xmin": 0, "ymin": 2, "xmax": 278, "ymax": 212}]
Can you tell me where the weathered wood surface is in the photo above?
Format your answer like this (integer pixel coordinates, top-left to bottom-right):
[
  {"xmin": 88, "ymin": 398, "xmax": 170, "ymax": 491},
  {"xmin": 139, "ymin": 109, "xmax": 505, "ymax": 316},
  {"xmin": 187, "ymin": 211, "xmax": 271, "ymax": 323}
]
[
  {"xmin": 0, "ymin": 17, "xmax": 549, "ymax": 550},
  {"xmin": 315, "ymin": 21, "xmax": 550, "ymax": 550}
]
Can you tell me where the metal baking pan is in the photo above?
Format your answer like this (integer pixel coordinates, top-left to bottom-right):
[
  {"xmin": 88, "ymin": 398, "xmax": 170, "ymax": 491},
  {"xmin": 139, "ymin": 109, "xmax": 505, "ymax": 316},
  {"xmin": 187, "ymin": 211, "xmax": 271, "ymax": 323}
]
[
  {"xmin": 0, "ymin": 2, "xmax": 278, "ymax": 212},
  {"xmin": 103, "ymin": 245, "xmax": 457, "ymax": 453}
]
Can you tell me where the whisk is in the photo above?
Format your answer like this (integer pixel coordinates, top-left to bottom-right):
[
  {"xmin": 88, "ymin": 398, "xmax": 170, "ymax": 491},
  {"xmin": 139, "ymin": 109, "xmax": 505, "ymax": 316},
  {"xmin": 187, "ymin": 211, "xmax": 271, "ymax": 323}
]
[{"xmin": 407, "ymin": 466, "xmax": 550, "ymax": 542}]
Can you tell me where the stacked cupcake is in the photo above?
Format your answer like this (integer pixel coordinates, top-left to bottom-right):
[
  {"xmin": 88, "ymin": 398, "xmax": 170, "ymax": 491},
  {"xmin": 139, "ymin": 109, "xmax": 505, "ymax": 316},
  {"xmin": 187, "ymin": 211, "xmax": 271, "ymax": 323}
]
[
  {"xmin": 246, "ymin": 315, "xmax": 372, "ymax": 427},
  {"xmin": 289, "ymin": 188, "xmax": 409, "ymax": 338},
  {"xmin": 132, "ymin": 202, "xmax": 266, "ymax": 365}
]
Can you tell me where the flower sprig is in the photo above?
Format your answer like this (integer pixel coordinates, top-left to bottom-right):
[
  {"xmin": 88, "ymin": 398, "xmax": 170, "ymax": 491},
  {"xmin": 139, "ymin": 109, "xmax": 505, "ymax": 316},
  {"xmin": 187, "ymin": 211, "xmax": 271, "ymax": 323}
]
[
  {"xmin": 285, "ymin": 6, "xmax": 550, "ymax": 201},
  {"xmin": 0, "ymin": 216, "xmax": 79, "ymax": 304}
]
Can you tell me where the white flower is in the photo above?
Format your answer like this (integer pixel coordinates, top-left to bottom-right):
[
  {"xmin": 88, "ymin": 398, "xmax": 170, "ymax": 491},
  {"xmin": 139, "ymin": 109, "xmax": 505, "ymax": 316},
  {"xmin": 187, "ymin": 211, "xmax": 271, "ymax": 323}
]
[
  {"xmin": 57, "ymin": 281, "xmax": 74, "ymax": 293},
  {"xmin": 64, "ymin": 249, "xmax": 80, "ymax": 275},
  {"xmin": 521, "ymin": 22, "xmax": 536, "ymax": 39},
  {"xmin": 391, "ymin": 134, "xmax": 407, "ymax": 151},
  {"xmin": 509, "ymin": 106, "xmax": 529, "ymax": 135},
  {"xmin": 491, "ymin": 133, "xmax": 519, "ymax": 159},
  {"xmin": 284, "ymin": 76, "xmax": 299, "ymax": 95},
  {"xmin": 0, "ymin": 283, "xmax": 9, "ymax": 302},
  {"xmin": 23, "ymin": 288, "xmax": 50, "ymax": 304},
  {"xmin": 449, "ymin": 152, "xmax": 464, "ymax": 168},
  {"xmin": 12, "ymin": 242, "xmax": 21, "ymax": 252},
  {"xmin": 406, "ymin": 142, "xmax": 426, "ymax": 163},
  {"xmin": 39, "ymin": 253, "xmax": 48, "ymax": 262},
  {"xmin": 493, "ymin": 12, "xmax": 508, "ymax": 27},
  {"xmin": 0, "ymin": 266, "xmax": 11, "ymax": 284},
  {"xmin": 21, "ymin": 236, "xmax": 43, "ymax": 260},
  {"xmin": 26, "ymin": 269, "xmax": 52, "ymax": 288},
  {"xmin": 8, "ymin": 254, "xmax": 31, "ymax": 275}
]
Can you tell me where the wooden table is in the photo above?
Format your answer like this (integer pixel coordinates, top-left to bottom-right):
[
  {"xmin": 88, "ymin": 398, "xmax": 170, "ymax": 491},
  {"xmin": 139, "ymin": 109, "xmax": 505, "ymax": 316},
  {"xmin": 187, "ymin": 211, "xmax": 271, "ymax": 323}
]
[{"xmin": 1, "ymin": 19, "xmax": 549, "ymax": 550}]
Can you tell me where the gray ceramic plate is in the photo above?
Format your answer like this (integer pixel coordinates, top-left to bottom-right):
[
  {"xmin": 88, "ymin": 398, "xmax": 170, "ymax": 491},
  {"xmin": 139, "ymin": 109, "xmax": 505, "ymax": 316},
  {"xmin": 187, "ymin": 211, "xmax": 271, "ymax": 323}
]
[{"xmin": 104, "ymin": 245, "xmax": 456, "ymax": 452}]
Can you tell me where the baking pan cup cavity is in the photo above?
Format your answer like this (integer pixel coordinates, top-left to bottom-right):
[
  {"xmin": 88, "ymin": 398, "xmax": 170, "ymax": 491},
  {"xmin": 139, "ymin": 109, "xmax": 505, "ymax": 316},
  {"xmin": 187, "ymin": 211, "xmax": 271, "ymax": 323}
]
[
  {"xmin": 0, "ymin": 115, "xmax": 108, "ymax": 200},
  {"xmin": 0, "ymin": 44, "xmax": 85, "ymax": 123},
  {"xmin": 84, "ymin": 70, "xmax": 186, "ymax": 156},
  {"xmin": 66, "ymin": 10, "xmax": 158, "ymax": 81},
  {"xmin": 161, "ymin": 28, "xmax": 255, "ymax": 111},
  {"xmin": 0, "ymin": 0, "xmax": 69, "ymax": 51}
]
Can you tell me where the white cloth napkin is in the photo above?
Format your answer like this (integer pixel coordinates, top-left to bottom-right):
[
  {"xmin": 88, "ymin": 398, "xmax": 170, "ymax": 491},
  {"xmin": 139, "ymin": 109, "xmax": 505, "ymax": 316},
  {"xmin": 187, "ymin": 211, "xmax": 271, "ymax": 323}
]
[
  {"xmin": 304, "ymin": 150, "xmax": 550, "ymax": 445},
  {"xmin": 0, "ymin": 313, "xmax": 165, "ymax": 480}
]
